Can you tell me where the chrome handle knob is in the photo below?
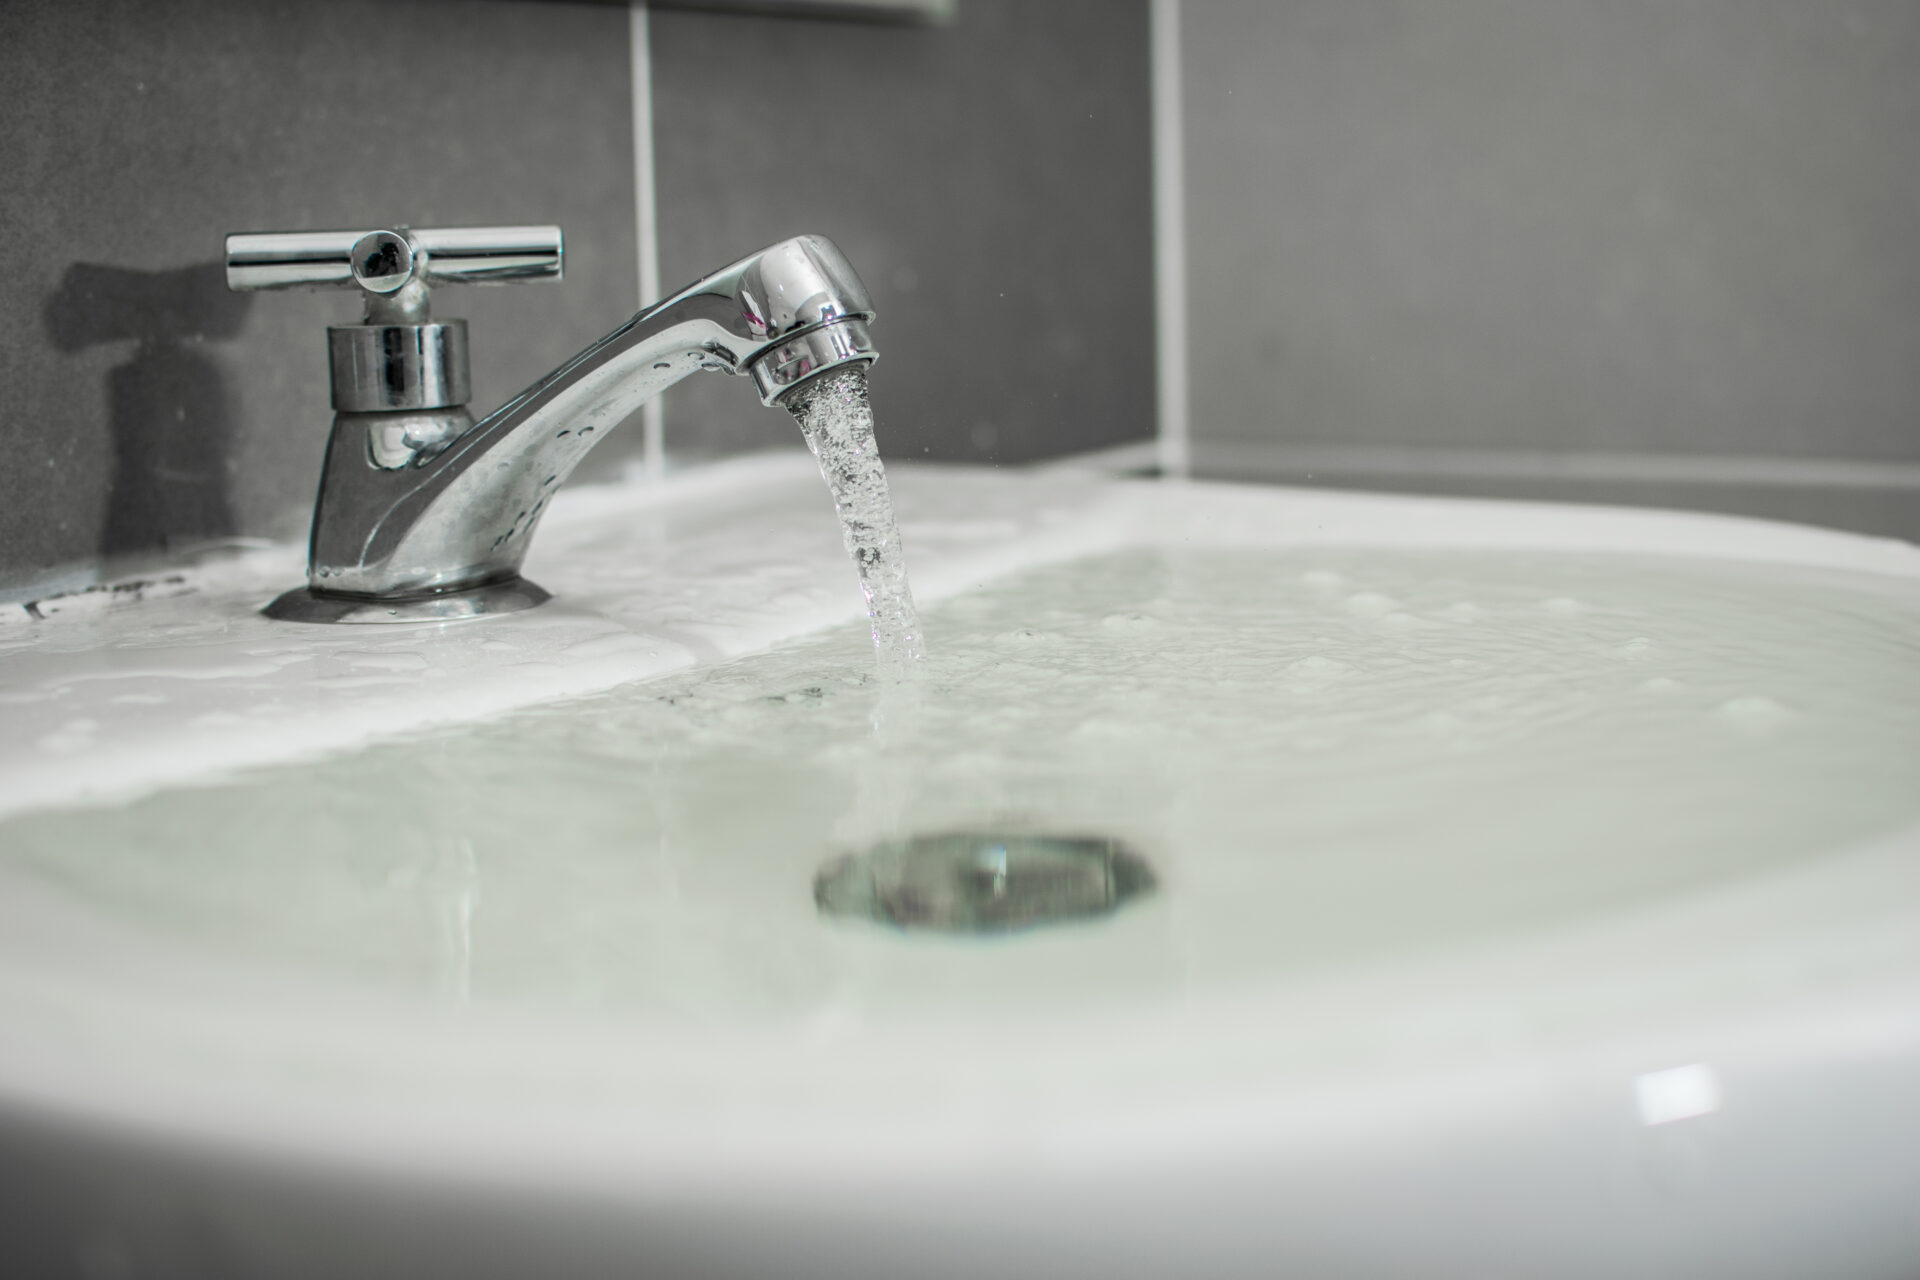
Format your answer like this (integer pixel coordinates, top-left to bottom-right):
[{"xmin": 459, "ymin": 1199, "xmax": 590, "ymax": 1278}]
[
  {"xmin": 223, "ymin": 225, "xmax": 564, "ymax": 294},
  {"xmin": 225, "ymin": 225, "xmax": 562, "ymax": 416}
]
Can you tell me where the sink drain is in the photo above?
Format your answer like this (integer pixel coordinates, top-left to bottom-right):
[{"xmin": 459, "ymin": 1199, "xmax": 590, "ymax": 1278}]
[{"xmin": 814, "ymin": 832, "xmax": 1155, "ymax": 934}]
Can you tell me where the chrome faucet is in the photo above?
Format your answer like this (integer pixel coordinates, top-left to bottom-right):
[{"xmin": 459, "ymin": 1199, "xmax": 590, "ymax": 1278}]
[{"xmin": 225, "ymin": 226, "xmax": 877, "ymax": 623}]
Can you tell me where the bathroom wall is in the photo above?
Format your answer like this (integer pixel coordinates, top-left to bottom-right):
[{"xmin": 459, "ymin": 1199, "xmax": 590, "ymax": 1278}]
[
  {"xmin": 0, "ymin": 0, "xmax": 1156, "ymax": 599},
  {"xmin": 1178, "ymin": 1, "xmax": 1920, "ymax": 540},
  {"xmin": 647, "ymin": 1, "xmax": 1155, "ymax": 466},
  {"xmin": 17, "ymin": 1, "xmax": 1900, "ymax": 597}
]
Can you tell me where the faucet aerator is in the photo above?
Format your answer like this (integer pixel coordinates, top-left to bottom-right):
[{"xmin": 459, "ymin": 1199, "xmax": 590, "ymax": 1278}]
[{"xmin": 748, "ymin": 318, "xmax": 879, "ymax": 408}]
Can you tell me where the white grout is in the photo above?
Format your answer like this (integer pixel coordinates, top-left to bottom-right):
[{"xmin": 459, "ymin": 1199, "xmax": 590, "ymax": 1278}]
[
  {"xmin": 1188, "ymin": 441, "xmax": 1920, "ymax": 491},
  {"xmin": 1150, "ymin": 0, "xmax": 1190, "ymax": 479},
  {"xmin": 630, "ymin": 1, "xmax": 666, "ymax": 484}
]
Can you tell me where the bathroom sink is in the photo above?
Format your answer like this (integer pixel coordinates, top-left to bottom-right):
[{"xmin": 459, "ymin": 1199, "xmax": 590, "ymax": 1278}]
[{"xmin": 2, "ymin": 454, "xmax": 1918, "ymax": 1279}]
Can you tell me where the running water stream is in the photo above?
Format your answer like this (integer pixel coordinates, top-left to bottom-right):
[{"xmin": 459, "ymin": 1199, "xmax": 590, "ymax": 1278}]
[{"xmin": 786, "ymin": 367, "xmax": 925, "ymax": 678}]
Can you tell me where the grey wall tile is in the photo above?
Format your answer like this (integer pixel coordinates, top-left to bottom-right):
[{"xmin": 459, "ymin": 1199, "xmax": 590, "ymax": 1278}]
[
  {"xmin": 0, "ymin": 0, "xmax": 637, "ymax": 597},
  {"xmin": 1188, "ymin": 438, "xmax": 1920, "ymax": 543},
  {"xmin": 1183, "ymin": 1, "xmax": 1920, "ymax": 470},
  {"xmin": 649, "ymin": 0, "xmax": 1155, "ymax": 466}
]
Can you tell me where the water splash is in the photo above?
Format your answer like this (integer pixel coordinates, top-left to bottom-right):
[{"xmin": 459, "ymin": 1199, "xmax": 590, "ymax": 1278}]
[{"xmin": 787, "ymin": 367, "xmax": 925, "ymax": 679}]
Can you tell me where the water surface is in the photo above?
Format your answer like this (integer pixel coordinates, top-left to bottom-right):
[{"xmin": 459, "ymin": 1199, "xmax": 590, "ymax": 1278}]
[{"xmin": 4, "ymin": 548, "xmax": 1916, "ymax": 1021}]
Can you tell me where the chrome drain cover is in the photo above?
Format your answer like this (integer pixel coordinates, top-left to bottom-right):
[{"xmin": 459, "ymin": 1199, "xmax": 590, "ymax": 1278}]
[{"xmin": 814, "ymin": 832, "xmax": 1155, "ymax": 934}]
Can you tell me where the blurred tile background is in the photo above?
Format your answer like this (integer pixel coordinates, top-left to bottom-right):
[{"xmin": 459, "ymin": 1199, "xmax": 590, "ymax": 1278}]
[
  {"xmin": 1, "ymin": 0, "xmax": 1914, "ymax": 599},
  {"xmin": 650, "ymin": 1, "xmax": 1154, "ymax": 467},
  {"xmin": 1182, "ymin": 0, "xmax": 1920, "ymax": 537}
]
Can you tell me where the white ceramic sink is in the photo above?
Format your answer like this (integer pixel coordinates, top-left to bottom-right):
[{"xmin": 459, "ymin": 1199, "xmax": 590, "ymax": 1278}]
[{"xmin": 1, "ymin": 454, "xmax": 1917, "ymax": 1279}]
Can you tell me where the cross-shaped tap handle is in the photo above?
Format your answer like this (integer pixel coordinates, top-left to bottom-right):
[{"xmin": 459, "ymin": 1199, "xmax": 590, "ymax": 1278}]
[
  {"xmin": 223, "ymin": 226, "xmax": 561, "ymax": 414},
  {"xmin": 224, "ymin": 226, "xmax": 563, "ymax": 295}
]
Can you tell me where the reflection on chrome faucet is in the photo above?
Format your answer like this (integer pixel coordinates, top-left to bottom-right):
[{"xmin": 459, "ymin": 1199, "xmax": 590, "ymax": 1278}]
[{"xmin": 225, "ymin": 226, "xmax": 878, "ymax": 624}]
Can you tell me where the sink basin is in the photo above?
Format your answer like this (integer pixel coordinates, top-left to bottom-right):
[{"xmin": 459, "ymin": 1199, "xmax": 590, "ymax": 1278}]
[{"xmin": 2, "ymin": 454, "xmax": 1917, "ymax": 1278}]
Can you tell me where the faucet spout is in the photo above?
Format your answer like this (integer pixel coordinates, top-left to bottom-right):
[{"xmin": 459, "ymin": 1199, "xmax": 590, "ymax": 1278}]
[{"xmin": 265, "ymin": 234, "xmax": 875, "ymax": 622}]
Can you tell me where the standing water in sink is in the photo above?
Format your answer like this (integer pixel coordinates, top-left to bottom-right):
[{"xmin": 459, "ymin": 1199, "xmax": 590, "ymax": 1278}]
[
  {"xmin": 786, "ymin": 368, "xmax": 925, "ymax": 678},
  {"xmin": 7, "ymin": 547, "xmax": 1915, "ymax": 1017}
]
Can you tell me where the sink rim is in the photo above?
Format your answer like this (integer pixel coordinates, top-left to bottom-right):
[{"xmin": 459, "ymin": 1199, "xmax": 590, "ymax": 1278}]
[{"xmin": 0, "ymin": 805, "xmax": 1913, "ymax": 1194}]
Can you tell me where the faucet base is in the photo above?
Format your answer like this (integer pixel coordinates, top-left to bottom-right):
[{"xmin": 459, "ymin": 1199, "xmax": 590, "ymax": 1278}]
[{"xmin": 262, "ymin": 577, "xmax": 551, "ymax": 626}]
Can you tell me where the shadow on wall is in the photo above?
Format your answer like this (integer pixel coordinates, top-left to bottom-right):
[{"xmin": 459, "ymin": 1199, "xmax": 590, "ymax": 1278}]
[{"xmin": 43, "ymin": 262, "xmax": 252, "ymax": 558}]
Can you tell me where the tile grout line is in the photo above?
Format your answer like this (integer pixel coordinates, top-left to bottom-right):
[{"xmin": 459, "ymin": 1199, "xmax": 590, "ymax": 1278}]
[
  {"xmin": 1150, "ymin": 0, "xmax": 1190, "ymax": 479},
  {"xmin": 630, "ymin": 0, "xmax": 665, "ymax": 483}
]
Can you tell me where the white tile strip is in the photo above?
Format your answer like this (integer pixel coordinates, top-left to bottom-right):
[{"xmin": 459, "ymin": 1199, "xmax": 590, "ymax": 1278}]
[
  {"xmin": 630, "ymin": 1, "xmax": 666, "ymax": 483},
  {"xmin": 1193, "ymin": 440, "xmax": 1920, "ymax": 491},
  {"xmin": 1150, "ymin": 0, "xmax": 1190, "ymax": 479}
]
